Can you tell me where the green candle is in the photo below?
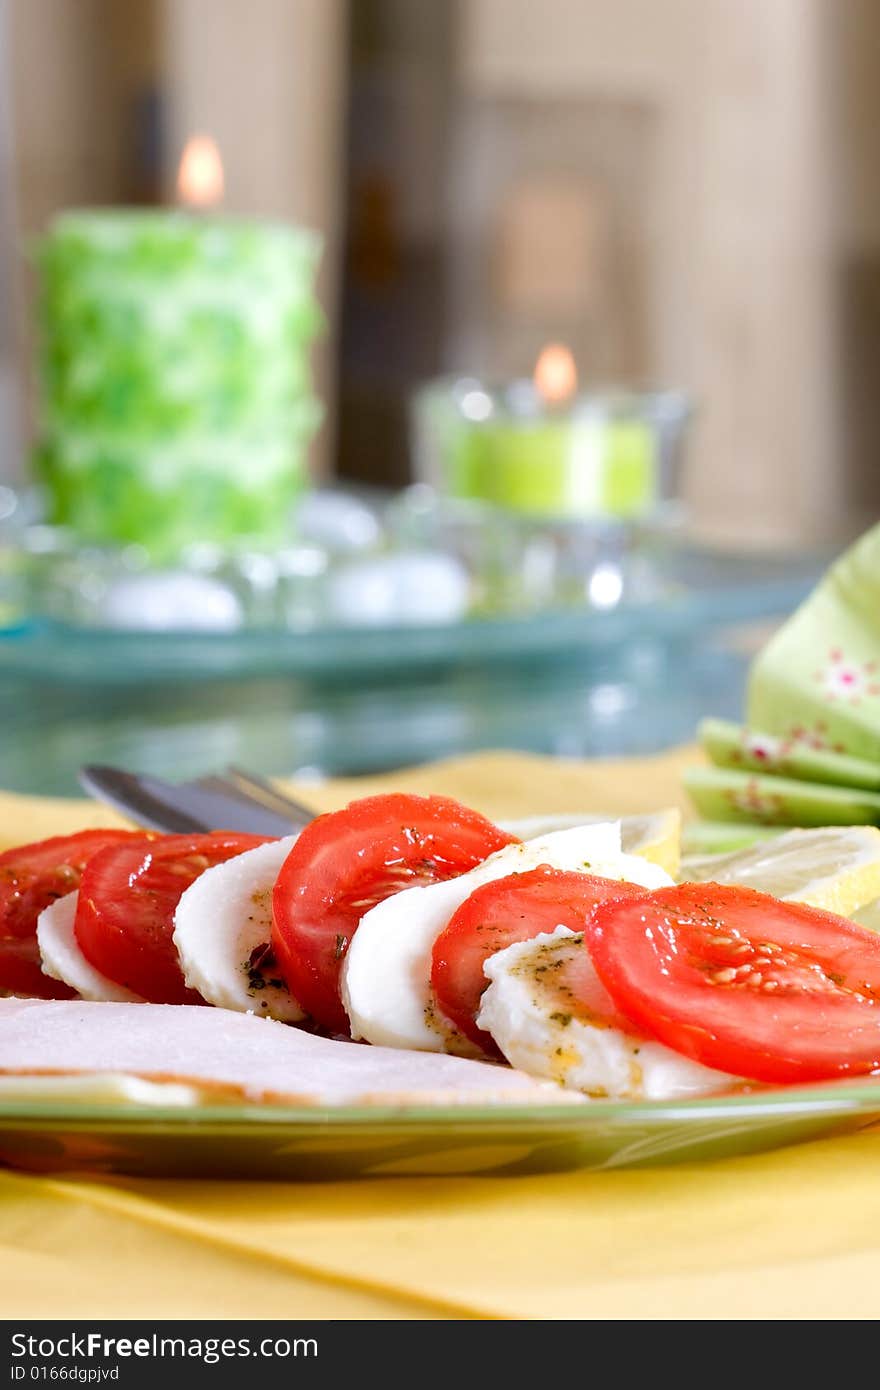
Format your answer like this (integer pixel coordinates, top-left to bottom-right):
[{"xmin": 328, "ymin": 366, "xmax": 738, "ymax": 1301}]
[
  {"xmin": 413, "ymin": 374, "xmax": 688, "ymax": 522},
  {"xmin": 34, "ymin": 208, "xmax": 324, "ymax": 560},
  {"xmin": 450, "ymin": 413, "xmax": 658, "ymax": 518}
]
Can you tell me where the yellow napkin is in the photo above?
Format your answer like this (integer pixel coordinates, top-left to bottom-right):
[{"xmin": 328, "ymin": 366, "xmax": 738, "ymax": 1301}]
[
  {"xmin": 0, "ymin": 746, "xmax": 701, "ymax": 853},
  {"xmin": 2, "ymin": 745, "xmax": 878, "ymax": 1321}
]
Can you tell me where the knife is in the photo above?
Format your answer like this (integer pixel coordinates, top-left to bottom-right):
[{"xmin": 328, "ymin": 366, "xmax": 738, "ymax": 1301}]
[{"xmin": 78, "ymin": 765, "xmax": 313, "ymax": 837}]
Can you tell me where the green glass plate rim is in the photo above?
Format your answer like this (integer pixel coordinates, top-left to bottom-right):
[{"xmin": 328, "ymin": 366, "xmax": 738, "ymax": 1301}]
[{"xmin": 2, "ymin": 1076, "xmax": 880, "ymax": 1132}]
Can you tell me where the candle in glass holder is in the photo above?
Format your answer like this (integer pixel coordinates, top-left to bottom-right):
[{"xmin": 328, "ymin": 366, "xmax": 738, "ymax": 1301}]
[
  {"xmin": 412, "ymin": 346, "xmax": 689, "ymax": 521},
  {"xmin": 33, "ymin": 136, "xmax": 323, "ymax": 560}
]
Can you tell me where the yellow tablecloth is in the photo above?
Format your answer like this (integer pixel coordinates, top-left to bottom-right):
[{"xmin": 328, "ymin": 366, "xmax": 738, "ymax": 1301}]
[{"xmin": 2, "ymin": 745, "xmax": 880, "ymax": 1321}]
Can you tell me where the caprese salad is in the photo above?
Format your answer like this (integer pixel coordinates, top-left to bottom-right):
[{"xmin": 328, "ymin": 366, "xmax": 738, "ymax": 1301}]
[{"xmin": 3, "ymin": 790, "xmax": 880, "ymax": 1104}]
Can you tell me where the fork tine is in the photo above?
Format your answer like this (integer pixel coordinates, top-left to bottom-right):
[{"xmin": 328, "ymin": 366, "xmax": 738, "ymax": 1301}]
[
  {"xmin": 221, "ymin": 766, "xmax": 317, "ymax": 828},
  {"xmin": 194, "ymin": 771, "xmax": 313, "ymax": 825},
  {"xmin": 193, "ymin": 774, "xmax": 250, "ymax": 800},
  {"xmin": 80, "ymin": 766, "xmax": 294, "ymax": 836}
]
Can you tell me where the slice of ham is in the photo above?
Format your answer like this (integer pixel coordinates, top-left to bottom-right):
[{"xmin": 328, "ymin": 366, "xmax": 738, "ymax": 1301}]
[{"xmin": 0, "ymin": 998, "xmax": 583, "ymax": 1107}]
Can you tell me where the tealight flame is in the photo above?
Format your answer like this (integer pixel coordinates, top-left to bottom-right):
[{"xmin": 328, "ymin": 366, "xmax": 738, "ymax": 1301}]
[
  {"xmin": 533, "ymin": 343, "xmax": 578, "ymax": 405},
  {"xmin": 177, "ymin": 134, "xmax": 224, "ymax": 209}
]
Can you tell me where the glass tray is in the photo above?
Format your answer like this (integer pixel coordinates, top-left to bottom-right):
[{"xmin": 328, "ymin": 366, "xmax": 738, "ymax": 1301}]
[
  {"xmin": 0, "ymin": 1080, "xmax": 877, "ymax": 1178},
  {"xmin": 0, "ymin": 545, "xmax": 826, "ymax": 796},
  {"xmin": 0, "ymin": 544, "xmax": 823, "ymax": 685}
]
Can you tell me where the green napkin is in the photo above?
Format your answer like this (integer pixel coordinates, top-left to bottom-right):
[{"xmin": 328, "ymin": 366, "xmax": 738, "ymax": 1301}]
[
  {"xmin": 691, "ymin": 524, "xmax": 880, "ymax": 837},
  {"xmin": 749, "ymin": 523, "xmax": 880, "ymax": 761},
  {"xmin": 699, "ymin": 717, "xmax": 880, "ymax": 790},
  {"xmin": 684, "ymin": 765, "xmax": 880, "ymax": 828}
]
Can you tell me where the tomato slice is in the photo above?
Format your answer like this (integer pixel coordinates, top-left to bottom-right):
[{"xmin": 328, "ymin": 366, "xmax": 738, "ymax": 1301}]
[
  {"xmin": 0, "ymin": 829, "xmax": 145, "ymax": 998},
  {"xmin": 75, "ymin": 832, "xmax": 271, "ymax": 1004},
  {"xmin": 431, "ymin": 866, "xmax": 648, "ymax": 1054},
  {"xmin": 586, "ymin": 881, "xmax": 880, "ymax": 1084},
  {"xmin": 271, "ymin": 793, "xmax": 517, "ymax": 1033}
]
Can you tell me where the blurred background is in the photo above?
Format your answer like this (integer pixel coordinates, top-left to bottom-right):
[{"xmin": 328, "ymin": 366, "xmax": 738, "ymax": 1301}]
[
  {"xmin": 0, "ymin": 0, "xmax": 872, "ymax": 793},
  {"xmin": 8, "ymin": 0, "xmax": 880, "ymax": 542}
]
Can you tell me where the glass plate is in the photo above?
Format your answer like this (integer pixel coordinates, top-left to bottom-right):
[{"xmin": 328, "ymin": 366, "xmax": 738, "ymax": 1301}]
[{"xmin": 0, "ymin": 1081, "xmax": 878, "ymax": 1178}]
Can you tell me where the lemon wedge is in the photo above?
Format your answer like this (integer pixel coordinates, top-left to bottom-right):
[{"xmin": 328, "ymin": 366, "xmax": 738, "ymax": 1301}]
[
  {"xmin": 681, "ymin": 825, "xmax": 880, "ymax": 917},
  {"xmin": 852, "ymin": 897, "xmax": 880, "ymax": 933},
  {"xmin": 620, "ymin": 808, "xmax": 681, "ymax": 878}
]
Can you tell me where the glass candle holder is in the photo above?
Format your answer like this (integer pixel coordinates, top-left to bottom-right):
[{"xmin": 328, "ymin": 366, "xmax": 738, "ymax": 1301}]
[{"xmin": 410, "ymin": 376, "xmax": 691, "ymax": 523}]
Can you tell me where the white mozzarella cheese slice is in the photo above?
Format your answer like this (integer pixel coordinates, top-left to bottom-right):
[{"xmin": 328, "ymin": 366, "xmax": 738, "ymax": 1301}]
[
  {"xmin": 37, "ymin": 892, "xmax": 146, "ymax": 1003},
  {"xmin": 340, "ymin": 822, "xmax": 672, "ymax": 1053},
  {"xmin": 478, "ymin": 927, "xmax": 739, "ymax": 1101},
  {"xmin": 172, "ymin": 835, "xmax": 306, "ymax": 1023}
]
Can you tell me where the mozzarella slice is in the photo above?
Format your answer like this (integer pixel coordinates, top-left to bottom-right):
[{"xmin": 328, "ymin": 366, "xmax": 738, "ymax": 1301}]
[
  {"xmin": 478, "ymin": 927, "xmax": 739, "ymax": 1101},
  {"xmin": 341, "ymin": 822, "xmax": 673, "ymax": 1053},
  {"xmin": 37, "ymin": 892, "xmax": 145, "ymax": 1003},
  {"xmin": 173, "ymin": 835, "xmax": 306, "ymax": 1023}
]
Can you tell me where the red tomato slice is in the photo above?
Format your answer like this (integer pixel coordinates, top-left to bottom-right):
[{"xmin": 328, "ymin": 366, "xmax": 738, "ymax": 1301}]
[
  {"xmin": 586, "ymin": 881, "xmax": 880, "ymax": 1084},
  {"xmin": 75, "ymin": 832, "xmax": 271, "ymax": 1004},
  {"xmin": 0, "ymin": 829, "xmax": 145, "ymax": 999},
  {"xmin": 271, "ymin": 793, "xmax": 517, "ymax": 1033},
  {"xmin": 431, "ymin": 866, "xmax": 648, "ymax": 1054}
]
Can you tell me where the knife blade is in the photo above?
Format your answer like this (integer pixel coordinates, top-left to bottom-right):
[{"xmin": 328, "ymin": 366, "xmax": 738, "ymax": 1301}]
[{"xmin": 78, "ymin": 765, "xmax": 297, "ymax": 837}]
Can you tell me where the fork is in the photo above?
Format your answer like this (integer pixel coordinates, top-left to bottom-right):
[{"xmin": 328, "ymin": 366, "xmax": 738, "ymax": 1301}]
[{"xmin": 78, "ymin": 763, "xmax": 317, "ymax": 837}]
